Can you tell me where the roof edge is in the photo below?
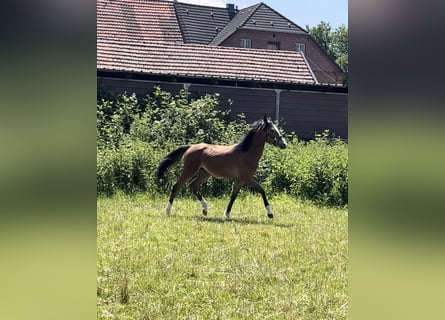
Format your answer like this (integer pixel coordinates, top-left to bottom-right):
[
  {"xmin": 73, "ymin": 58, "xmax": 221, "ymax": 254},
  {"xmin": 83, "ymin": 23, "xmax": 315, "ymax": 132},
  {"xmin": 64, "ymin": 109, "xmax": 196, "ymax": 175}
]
[
  {"xmin": 97, "ymin": 70, "xmax": 348, "ymax": 93},
  {"xmin": 209, "ymin": 2, "xmax": 262, "ymax": 45},
  {"xmin": 238, "ymin": 2, "xmax": 263, "ymax": 29},
  {"xmin": 258, "ymin": 2, "xmax": 308, "ymax": 33},
  {"xmin": 300, "ymin": 52, "xmax": 319, "ymax": 84}
]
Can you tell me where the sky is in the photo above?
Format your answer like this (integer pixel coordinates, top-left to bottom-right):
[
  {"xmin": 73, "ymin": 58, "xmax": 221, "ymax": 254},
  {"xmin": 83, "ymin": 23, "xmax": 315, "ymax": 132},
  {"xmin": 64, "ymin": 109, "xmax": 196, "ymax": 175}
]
[{"xmin": 176, "ymin": 0, "xmax": 348, "ymax": 29}]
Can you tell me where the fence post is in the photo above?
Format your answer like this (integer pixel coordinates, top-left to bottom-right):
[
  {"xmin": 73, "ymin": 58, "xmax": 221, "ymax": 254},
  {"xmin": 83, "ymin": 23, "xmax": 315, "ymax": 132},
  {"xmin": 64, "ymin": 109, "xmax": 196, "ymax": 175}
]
[{"xmin": 274, "ymin": 89, "xmax": 282, "ymax": 122}]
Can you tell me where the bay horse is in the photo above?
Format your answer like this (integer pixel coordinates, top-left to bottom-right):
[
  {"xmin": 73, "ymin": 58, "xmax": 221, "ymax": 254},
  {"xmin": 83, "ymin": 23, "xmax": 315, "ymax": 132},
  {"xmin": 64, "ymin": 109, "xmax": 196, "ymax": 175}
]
[{"xmin": 156, "ymin": 116, "xmax": 287, "ymax": 219}]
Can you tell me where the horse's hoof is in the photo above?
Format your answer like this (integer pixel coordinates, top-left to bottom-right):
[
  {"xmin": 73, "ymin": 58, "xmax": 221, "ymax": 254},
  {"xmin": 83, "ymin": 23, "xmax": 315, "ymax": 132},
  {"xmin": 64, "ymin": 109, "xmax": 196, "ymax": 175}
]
[
  {"xmin": 267, "ymin": 213, "xmax": 274, "ymax": 219},
  {"xmin": 202, "ymin": 210, "xmax": 207, "ymax": 216},
  {"xmin": 166, "ymin": 202, "xmax": 172, "ymax": 215}
]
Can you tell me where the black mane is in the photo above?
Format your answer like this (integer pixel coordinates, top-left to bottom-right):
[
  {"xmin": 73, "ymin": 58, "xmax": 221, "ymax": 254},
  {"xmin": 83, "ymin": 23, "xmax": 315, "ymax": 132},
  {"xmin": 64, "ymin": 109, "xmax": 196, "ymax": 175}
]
[{"xmin": 235, "ymin": 119, "xmax": 264, "ymax": 151}]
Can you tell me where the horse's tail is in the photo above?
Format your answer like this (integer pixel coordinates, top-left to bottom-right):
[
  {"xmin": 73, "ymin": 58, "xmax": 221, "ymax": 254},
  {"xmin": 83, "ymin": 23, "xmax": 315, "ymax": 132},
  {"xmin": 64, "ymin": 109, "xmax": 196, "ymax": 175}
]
[{"xmin": 156, "ymin": 145, "xmax": 191, "ymax": 180}]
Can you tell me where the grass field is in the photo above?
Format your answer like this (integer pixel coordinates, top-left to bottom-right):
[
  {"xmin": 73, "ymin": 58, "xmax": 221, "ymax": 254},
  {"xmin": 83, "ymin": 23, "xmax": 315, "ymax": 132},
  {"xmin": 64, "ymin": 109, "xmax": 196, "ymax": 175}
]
[{"xmin": 97, "ymin": 193, "xmax": 348, "ymax": 319}]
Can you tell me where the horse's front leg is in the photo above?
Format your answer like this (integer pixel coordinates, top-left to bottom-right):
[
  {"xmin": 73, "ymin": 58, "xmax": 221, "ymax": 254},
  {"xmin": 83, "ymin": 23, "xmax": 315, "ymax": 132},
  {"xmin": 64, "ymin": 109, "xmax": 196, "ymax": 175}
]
[
  {"xmin": 246, "ymin": 178, "xmax": 274, "ymax": 218},
  {"xmin": 224, "ymin": 180, "xmax": 245, "ymax": 219}
]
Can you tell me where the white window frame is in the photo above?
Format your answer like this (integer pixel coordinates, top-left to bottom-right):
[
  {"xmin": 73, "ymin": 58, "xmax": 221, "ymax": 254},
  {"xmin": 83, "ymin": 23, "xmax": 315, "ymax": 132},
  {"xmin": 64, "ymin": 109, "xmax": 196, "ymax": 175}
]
[
  {"xmin": 295, "ymin": 42, "xmax": 306, "ymax": 54},
  {"xmin": 240, "ymin": 39, "xmax": 252, "ymax": 48}
]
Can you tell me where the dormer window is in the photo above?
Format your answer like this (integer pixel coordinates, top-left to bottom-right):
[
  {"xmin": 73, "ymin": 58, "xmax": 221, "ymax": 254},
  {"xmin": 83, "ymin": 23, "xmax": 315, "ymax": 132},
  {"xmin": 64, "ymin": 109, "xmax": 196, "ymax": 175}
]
[
  {"xmin": 295, "ymin": 42, "xmax": 306, "ymax": 53},
  {"xmin": 267, "ymin": 42, "xmax": 280, "ymax": 50},
  {"xmin": 240, "ymin": 39, "xmax": 252, "ymax": 48}
]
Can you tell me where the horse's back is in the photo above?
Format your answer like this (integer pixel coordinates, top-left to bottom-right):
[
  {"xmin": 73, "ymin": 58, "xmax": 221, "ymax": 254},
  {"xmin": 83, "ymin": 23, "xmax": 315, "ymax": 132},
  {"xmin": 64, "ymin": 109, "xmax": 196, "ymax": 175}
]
[
  {"xmin": 184, "ymin": 143, "xmax": 240, "ymax": 179},
  {"xmin": 185, "ymin": 143, "xmax": 233, "ymax": 155}
]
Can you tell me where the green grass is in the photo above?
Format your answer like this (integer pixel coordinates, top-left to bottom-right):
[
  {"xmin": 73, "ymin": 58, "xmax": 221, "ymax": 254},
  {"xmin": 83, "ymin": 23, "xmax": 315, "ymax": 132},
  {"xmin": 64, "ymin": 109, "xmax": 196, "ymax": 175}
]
[{"xmin": 97, "ymin": 193, "xmax": 348, "ymax": 319}]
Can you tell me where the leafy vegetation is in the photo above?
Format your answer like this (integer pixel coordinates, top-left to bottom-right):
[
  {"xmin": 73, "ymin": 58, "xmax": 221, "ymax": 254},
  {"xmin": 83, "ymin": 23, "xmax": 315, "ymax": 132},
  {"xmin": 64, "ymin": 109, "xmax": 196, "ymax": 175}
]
[
  {"xmin": 259, "ymin": 131, "xmax": 348, "ymax": 206},
  {"xmin": 97, "ymin": 194, "xmax": 348, "ymax": 319},
  {"xmin": 306, "ymin": 22, "xmax": 348, "ymax": 85},
  {"xmin": 97, "ymin": 87, "xmax": 348, "ymax": 206}
]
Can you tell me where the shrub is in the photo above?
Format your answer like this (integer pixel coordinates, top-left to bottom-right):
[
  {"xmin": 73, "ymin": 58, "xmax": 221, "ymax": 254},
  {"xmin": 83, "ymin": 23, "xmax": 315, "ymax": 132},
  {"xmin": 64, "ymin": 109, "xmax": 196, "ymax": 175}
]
[
  {"xmin": 258, "ymin": 131, "xmax": 348, "ymax": 206},
  {"xmin": 97, "ymin": 93, "xmax": 141, "ymax": 149},
  {"xmin": 130, "ymin": 87, "xmax": 247, "ymax": 148}
]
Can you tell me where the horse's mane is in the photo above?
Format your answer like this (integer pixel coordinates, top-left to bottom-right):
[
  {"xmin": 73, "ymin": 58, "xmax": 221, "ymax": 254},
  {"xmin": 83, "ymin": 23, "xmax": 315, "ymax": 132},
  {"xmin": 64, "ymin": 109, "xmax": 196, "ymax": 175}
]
[{"xmin": 235, "ymin": 119, "xmax": 264, "ymax": 151}]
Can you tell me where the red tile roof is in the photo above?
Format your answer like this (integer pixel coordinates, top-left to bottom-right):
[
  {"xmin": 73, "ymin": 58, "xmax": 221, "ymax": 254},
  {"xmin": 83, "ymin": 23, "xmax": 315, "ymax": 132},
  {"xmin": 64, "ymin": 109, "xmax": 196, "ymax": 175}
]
[
  {"xmin": 97, "ymin": 38, "xmax": 316, "ymax": 84},
  {"xmin": 97, "ymin": 0, "xmax": 183, "ymax": 43}
]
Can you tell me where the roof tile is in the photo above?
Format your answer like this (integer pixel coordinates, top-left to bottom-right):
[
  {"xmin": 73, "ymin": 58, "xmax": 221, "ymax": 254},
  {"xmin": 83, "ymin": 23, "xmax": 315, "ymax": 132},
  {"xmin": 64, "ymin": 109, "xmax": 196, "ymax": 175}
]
[
  {"xmin": 97, "ymin": 0, "xmax": 183, "ymax": 43},
  {"xmin": 209, "ymin": 3, "xmax": 306, "ymax": 46},
  {"xmin": 174, "ymin": 2, "xmax": 233, "ymax": 44}
]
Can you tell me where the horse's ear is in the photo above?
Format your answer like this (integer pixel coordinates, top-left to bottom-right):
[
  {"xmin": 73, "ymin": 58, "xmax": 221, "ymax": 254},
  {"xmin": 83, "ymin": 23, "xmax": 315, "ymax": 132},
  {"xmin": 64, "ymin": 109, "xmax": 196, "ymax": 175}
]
[{"xmin": 263, "ymin": 115, "xmax": 269, "ymax": 127}]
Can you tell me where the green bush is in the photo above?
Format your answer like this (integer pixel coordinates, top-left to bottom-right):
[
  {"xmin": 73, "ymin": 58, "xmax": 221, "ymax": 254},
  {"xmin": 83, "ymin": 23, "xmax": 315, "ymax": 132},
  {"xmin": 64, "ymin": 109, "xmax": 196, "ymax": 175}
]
[
  {"xmin": 98, "ymin": 140, "xmax": 150, "ymax": 196},
  {"xmin": 259, "ymin": 131, "xmax": 348, "ymax": 206},
  {"xmin": 97, "ymin": 93, "xmax": 142, "ymax": 149},
  {"xmin": 130, "ymin": 87, "xmax": 247, "ymax": 148}
]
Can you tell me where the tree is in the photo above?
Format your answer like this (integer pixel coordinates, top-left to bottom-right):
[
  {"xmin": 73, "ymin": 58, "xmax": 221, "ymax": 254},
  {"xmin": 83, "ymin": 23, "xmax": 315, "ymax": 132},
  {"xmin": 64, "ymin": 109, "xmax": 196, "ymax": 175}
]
[{"xmin": 306, "ymin": 22, "xmax": 348, "ymax": 85}]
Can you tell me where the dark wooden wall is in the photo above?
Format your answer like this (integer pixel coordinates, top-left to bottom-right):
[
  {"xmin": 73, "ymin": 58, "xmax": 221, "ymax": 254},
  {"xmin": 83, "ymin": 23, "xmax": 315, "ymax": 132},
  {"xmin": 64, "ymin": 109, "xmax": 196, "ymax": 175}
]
[{"xmin": 98, "ymin": 77, "xmax": 348, "ymax": 140}]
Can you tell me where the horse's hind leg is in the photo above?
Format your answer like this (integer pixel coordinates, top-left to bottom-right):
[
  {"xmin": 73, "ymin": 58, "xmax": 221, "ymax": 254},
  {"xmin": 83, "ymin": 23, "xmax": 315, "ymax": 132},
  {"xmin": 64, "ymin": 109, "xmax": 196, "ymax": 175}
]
[
  {"xmin": 166, "ymin": 160, "xmax": 200, "ymax": 215},
  {"xmin": 166, "ymin": 179, "xmax": 186, "ymax": 215},
  {"xmin": 189, "ymin": 168, "xmax": 211, "ymax": 216}
]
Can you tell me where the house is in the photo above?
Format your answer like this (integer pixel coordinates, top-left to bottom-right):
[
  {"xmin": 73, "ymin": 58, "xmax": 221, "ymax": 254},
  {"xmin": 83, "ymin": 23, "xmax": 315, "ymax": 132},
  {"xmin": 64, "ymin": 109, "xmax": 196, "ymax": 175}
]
[
  {"xmin": 97, "ymin": 0, "xmax": 348, "ymax": 140},
  {"xmin": 174, "ymin": 2, "xmax": 343, "ymax": 84}
]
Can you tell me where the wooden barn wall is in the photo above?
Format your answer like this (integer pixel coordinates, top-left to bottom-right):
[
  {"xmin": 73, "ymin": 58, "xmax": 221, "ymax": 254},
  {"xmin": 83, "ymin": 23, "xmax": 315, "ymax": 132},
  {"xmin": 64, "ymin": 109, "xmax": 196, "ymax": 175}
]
[{"xmin": 98, "ymin": 77, "xmax": 348, "ymax": 140}]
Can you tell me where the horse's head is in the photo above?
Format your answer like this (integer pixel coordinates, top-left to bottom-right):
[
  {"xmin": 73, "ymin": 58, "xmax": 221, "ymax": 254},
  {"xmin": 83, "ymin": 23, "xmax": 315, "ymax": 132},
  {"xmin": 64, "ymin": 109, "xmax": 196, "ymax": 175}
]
[{"xmin": 262, "ymin": 116, "xmax": 287, "ymax": 149}]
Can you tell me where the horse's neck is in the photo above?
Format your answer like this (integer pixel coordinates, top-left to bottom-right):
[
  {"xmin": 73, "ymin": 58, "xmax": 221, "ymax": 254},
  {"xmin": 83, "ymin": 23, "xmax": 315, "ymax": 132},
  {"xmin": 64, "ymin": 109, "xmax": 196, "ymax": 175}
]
[{"xmin": 250, "ymin": 132, "xmax": 266, "ymax": 159}]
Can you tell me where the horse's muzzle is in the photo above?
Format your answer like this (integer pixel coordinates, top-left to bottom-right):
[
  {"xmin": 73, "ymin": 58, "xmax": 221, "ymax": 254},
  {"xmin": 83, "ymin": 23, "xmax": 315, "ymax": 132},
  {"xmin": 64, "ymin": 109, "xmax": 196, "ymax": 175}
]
[
  {"xmin": 277, "ymin": 139, "xmax": 287, "ymax": 149},
  {"xmin": 271, "ymin": 136, "xmax": 287, "ymax": 149}
]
